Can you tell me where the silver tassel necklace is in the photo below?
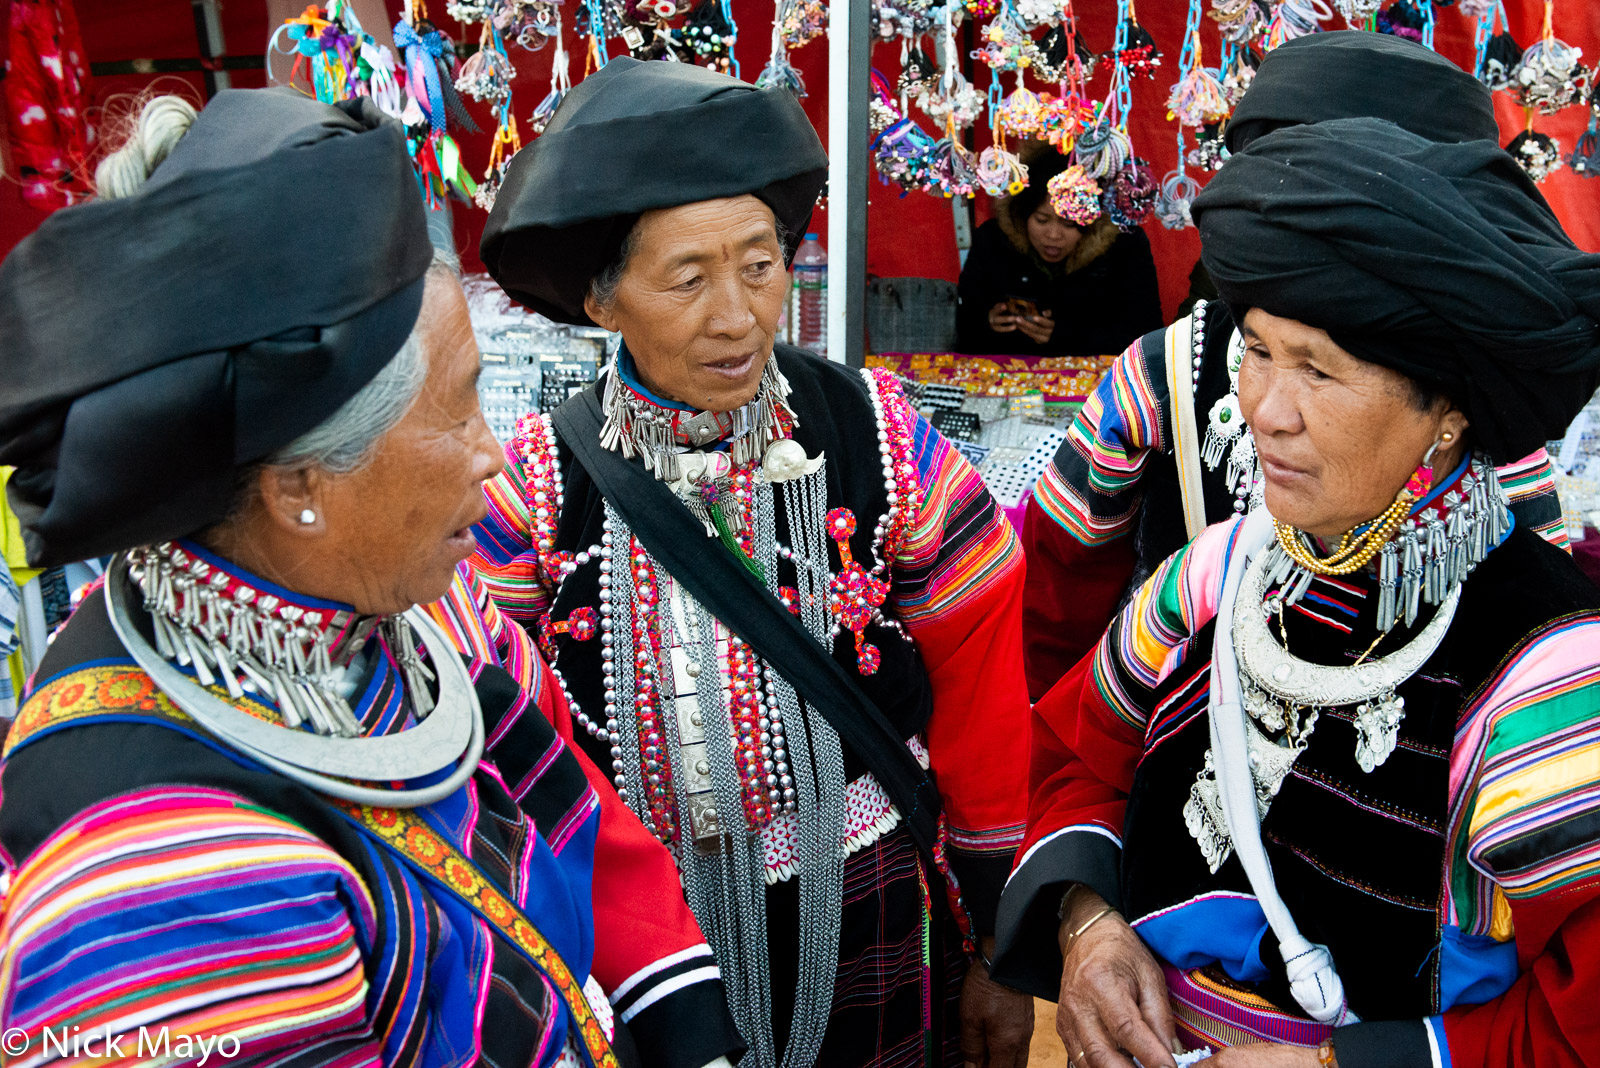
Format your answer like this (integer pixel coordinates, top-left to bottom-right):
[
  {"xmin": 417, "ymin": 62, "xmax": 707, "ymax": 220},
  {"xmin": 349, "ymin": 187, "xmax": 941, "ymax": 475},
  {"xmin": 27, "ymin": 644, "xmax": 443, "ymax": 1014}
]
[{"xmin": 598, "ymin": 351, "xmax": 796, "ymax": 483}]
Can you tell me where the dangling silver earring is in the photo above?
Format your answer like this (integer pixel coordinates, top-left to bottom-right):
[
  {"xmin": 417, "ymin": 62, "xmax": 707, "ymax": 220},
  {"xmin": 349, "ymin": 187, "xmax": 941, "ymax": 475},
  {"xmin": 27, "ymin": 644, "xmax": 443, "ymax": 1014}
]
[{"xmin": 299, "ymin": 509, "xmax": 316, "ymax": 525}]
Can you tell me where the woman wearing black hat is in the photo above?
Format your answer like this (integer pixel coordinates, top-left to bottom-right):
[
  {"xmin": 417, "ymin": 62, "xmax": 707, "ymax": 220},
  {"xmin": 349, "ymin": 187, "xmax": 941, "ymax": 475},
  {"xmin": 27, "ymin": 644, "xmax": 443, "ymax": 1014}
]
[
  {"xmin": 1017, "ymin": 32, "xmax": 1569, "ymax": 702},
  {"xmin": 0, "ymin": 88, "xmax": 743, "ymax": 1068},
  {"xmin": 995, "ymin": 117, "xmax": 1600, "ymax": 1068},
  {"xmin": 955, "ymin": 144, "xmax": 1162, "ymax": 358},
  {"xmin": 472, "ymin": 57, "xmax": 1036, "ymax": 1068}
]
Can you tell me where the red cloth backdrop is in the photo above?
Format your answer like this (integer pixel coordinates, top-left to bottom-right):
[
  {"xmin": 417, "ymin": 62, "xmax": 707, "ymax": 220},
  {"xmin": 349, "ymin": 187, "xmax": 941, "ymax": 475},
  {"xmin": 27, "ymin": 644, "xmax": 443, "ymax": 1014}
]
[{"xmin": 2, "ymin": 0, "xmax": 1596, "ymax": 322}]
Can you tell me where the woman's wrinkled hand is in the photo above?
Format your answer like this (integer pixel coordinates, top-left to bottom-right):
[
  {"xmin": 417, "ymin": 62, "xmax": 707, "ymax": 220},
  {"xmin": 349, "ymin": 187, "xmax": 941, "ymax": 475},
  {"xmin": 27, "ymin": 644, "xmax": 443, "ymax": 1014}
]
[
  {"xmin": 1054, "ymin": 887, "xmax": 1178, "ymax": 1068},
  {"xmin": 988, "ymin": 302, "xmax": 1021, "ymax": 333},
  {"xmin": 1016, "ymin": 311, "xmax": 1055, "ymax": 346},
  {"xmin": 959, "ymin": 937, "xmax": 1036, "ymax": 1068}
]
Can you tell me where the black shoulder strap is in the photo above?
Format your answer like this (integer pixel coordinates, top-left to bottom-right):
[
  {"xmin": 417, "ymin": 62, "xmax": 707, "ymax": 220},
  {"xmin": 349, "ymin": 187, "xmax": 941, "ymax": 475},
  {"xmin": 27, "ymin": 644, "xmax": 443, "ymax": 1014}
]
[{"xmin": 552, "ymin": 389, "xmax": 942, "ymax": 861}]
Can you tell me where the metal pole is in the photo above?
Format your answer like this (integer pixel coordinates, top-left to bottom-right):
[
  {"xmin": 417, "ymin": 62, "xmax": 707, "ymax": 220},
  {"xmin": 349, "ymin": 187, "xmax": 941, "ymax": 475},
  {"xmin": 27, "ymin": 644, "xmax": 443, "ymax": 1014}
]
[
  {"xmin": 825, "ymin": 0, "xmax": 868, "ymax": 368},
  {"xmin": 190, "ymin": 0, "xmax": 231, "ymax": 97}
]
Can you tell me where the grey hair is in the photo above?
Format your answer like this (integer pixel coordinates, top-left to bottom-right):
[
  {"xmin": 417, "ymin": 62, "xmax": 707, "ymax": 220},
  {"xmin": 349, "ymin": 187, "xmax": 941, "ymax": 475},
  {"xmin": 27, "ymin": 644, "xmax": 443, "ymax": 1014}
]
[
  {"xmin": 95, "ymin": 95, "xmax": 199, "ymax": 199},
  {"xmin": 266, "ymin": 248, "xmax": 462, "ymax": 475},
  {"xmin": 586, "ymin": 213, "xmax": 796, "ymax": 311}
]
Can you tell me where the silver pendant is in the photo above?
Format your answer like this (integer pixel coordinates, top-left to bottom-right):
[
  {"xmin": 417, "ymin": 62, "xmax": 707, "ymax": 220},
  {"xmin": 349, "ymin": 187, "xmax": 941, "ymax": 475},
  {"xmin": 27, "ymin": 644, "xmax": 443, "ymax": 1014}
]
[{"xmin": 1351, "ymin": 691, "xmax": 1405, "ymax": 773}]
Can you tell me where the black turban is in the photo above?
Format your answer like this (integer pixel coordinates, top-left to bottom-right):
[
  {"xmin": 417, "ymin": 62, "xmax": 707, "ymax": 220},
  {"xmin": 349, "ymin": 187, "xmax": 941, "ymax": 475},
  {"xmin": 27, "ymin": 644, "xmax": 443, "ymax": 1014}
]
[
  {"xmin": 481, "ymin": 57, "xmax": 829, "ymax": 325},
  {"xmin": 1225, "ymin": 31, "xmax": 1498, "ymax": 153},
  {"xmin": 0, "ymin": 87, "xmax": 433, "ymax": 567},
  {"xmin": 1194, "ymin": 117, "xmax": 1600, "ymax": 464}
]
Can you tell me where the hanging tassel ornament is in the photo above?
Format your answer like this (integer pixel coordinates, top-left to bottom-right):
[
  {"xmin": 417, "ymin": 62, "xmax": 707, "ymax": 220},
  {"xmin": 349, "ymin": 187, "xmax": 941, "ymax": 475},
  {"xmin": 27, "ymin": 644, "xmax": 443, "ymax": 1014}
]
[
  {"xmin": 1482, "ymin": 28, "xmax": 1524, "ymax": 89},
  {"xmin": 1510, "ymin": 1, "xmax": 1589, "ymax": 115},
  {"xmin": 1048, "ymin": 164, "xmax": 1103, "ymax": 225},
  {"xmin": 455, "ymin": 22, "xmax": 515, "ymax": 103},
  {"xmin": 1508, "ymin": 126, "xmax": 1565, "ymax": 182},
  {"xmin": 1265, "ymin": 0, "xmax": 1334, "ymax": 52},
  {"xmin": 1569, "ymin": 108, "xmax": 1600, "ymax": 176},
  {"xmin": 1105, "ymin": 158, "xmax": 1157, "ymax": 229},
  {"xmin": 1117, "ymin": 16, "xmax": 1162, "ymax": 78},
  {"xmin": 780, "ymin": 0, "xmax": 827, "ymax": 48},
  {"xmin": 1167, "ymin": 38, "xmax": 1230, "ymax": 126},
  {"xmin": 977, "ymin": 144, "xmax": 1030, "ymax": 196},
  {"xmin": 1156, "ymin": 132, "xmax": 1200, "ymax": 230}
]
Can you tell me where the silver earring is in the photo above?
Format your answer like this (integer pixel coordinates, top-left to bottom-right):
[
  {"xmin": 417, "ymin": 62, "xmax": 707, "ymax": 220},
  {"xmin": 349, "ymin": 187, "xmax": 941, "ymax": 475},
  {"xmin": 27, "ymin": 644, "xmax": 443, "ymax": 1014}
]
[{"xmin": 299, "ymin": 509, "xmax": 316, "ymax": 525}]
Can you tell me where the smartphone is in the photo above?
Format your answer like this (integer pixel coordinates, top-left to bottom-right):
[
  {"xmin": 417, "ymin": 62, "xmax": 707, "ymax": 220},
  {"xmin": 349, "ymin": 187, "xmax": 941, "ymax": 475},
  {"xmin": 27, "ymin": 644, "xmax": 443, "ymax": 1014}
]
[{"xmin": 1005, "ymin": 296, "xmax": 1042, "ymax": 320}]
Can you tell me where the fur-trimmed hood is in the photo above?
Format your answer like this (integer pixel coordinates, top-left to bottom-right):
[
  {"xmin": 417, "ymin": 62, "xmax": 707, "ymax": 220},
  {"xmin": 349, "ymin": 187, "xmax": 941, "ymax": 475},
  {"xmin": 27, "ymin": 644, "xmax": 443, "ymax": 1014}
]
[{"xmin": 994, "ymin": 205, "xmax": 1121, "ymax": 275}]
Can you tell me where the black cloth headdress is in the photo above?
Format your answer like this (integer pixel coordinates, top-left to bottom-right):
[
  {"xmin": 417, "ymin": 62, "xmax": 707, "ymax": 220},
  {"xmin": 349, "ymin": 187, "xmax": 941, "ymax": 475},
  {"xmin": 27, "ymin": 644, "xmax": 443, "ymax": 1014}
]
[
  {"xmin": 0, "ymin": 87, "xmax": 433, "ymax": 566},
  {"xmin": 1225, "ymin": 31, "xmax": 1499, "ymax": 153},
  {"xmin": 480, "ymin": 57, "xmax": 829, "ymax": 325},
  {"xmin": 1193, "ymin": 117, "xmax": 1600, "ymax": 464}
]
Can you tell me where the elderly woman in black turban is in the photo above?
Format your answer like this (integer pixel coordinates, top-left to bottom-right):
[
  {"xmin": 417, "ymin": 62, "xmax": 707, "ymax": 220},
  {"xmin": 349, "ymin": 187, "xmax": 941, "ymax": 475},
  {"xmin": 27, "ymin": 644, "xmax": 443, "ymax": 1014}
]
[
  {"xmin": 1015, "ymin": 32, "xmax": 1574, "ymax": 706},
  {"xmin": 0, "ymin": 87, "xmax": 743, "ymax": 1068},
  {"xmin": 470, "ymin": 57, "xmax": 1037, "ymax": 1068},
  {"xmin": 997, "ymin": 116, "xmax": 1600, "ymax": 1068}
]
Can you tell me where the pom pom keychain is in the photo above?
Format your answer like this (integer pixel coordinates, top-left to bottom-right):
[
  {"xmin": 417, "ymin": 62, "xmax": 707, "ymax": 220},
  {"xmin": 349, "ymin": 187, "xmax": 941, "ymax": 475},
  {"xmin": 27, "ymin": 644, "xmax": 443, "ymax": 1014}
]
[
  {"xmin": 1507, "ymin": 125, "xmax": 1564, "ymax": 182},
  {"xmin": 1048, "ymin": 164, "xmax": 1103, "ymax": 224},
  {"xmin": 1117, "ymin": 19, "xmax": 1162, "ymax": 78},
  {"xmin": 1105, "ymin": 157, "xmax": 1157, "ymax": 229},
  {"xmin": 1482, "ymin": 29, "xmax": 1524, "ymax": 89}
]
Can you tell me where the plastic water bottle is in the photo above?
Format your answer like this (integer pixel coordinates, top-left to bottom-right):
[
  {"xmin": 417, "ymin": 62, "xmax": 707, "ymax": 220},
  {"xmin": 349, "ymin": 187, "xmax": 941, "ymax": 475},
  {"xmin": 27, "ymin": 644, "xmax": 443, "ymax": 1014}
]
[{"xmin": 792, "ymin": 232, "xmax": 827, "ymax": 356}]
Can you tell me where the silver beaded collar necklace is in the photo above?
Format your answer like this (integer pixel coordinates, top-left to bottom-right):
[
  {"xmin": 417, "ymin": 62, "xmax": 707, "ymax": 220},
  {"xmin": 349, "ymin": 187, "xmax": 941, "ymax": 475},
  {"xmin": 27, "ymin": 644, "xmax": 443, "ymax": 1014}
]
[
  {"xmin": 110, "ymin": 549, "xmax": 481, "ymax": 808},
  {"xmin": 130, "ymin": 541, "xmax": 441, "ymax": 738},
  {"xmin": 598, "ymin": 350, "xmax": 796, "ymax": 483}
]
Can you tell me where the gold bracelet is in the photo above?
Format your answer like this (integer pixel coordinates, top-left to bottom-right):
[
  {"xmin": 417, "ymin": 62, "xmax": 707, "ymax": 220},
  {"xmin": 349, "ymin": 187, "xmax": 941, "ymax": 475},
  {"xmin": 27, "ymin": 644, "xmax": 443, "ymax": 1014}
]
[{"xmin": 1062, "ymin": 905, "xmax": 1116, "ymax": 957}]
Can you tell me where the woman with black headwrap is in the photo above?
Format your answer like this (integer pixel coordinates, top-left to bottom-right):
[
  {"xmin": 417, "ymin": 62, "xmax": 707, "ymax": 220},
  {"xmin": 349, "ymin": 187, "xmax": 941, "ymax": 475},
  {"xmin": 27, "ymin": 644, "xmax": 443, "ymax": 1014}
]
[
  {"xmin": 995, "ymin": 115, "xmax": 1600, "ymax": 1068},
  {"xmin": 1014, "ymin": 32, "xmax": 1569, "ymax": 703},
  {"xmin": 955, "ymin": 143, "xmax": 1163, "ymax": 357},
  {"xmin": 470, "ymin": 57, "xmax": 1037, "ymax": 1068},
  {"xmin": 0, "ymin": 88, "xmax": 744, "ymax": 1068}
]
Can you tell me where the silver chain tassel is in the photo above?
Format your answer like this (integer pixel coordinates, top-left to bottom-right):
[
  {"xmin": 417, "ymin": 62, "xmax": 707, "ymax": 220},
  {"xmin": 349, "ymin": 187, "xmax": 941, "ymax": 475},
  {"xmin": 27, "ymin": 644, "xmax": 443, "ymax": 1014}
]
[
  {"xmin": 128, "ymin": 543, "xmax": 412, "ymax": 737},
  {"xmin": 604, "ymin": 472, "xmax": 846, "ymax": 1068},
  {"xmin": 1268, "ymin": 455, "xmax": 1510, "ymax": 635},
  {"xmin": 599, "ymin": 353, "xmax": 796, "ymax": 483}
]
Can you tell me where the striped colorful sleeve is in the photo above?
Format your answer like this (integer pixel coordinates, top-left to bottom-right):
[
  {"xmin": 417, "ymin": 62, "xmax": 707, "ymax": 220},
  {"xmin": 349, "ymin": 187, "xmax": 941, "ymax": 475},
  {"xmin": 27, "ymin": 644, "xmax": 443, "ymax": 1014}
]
[
  {"xmin": 993, "ymin": 519, "xmax": 1233, "ymax": 998},
  {"xmin": 471, "ymin": 428, "xmax": 554, "ymax": 624},
  {"xmin": 1031, "ymin": 334, "xmax": 1167, "ymax": 548},
  {"xmin": 1427, "ymin": 615, "xmax": 1600, "ymax": 1068},
  {"xmin": 1496, "ymin": 448, "xmax": 1570, "ymax": 553},
  {"xmin": 423, "ymin": 563, "xmax": 541, "ymax": 695},
  {"xmin": 0, "ymin": 787, "xmax": 377, "ymax": 1068},
  {"xmin": 874, "ymin": 371, "xmax": 1029, "ymax": 931}
]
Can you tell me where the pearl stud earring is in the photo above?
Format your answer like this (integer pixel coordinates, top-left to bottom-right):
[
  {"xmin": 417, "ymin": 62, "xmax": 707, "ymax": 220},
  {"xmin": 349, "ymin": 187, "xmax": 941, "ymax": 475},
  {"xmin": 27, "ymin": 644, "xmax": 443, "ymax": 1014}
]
[{"xmin": 299, "ymin": 509, "xmax": 316, "ymax": 525}]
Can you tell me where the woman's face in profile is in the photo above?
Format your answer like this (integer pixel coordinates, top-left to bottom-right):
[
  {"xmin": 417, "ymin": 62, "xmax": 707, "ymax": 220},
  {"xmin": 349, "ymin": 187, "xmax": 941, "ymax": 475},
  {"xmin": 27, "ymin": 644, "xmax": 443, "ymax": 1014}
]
[{"xmin": 1026, "ymin": 201, "xmax": 1083, "ymax": 264}]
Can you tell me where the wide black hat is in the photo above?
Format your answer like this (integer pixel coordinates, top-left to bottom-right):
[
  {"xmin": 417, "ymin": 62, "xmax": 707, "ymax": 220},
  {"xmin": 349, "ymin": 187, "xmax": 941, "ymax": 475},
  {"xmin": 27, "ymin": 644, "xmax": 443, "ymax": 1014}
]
[
  {"xmin": 481, "ymin": 57, "xmax": 829, "ymax": 325},
  {"xmin": 0, "ymin": 87, "xmax": 433, "ymax": 566},
  {"xmin": 1226, "ymin": 31, "xmax": 1499, "ymax": 153}
]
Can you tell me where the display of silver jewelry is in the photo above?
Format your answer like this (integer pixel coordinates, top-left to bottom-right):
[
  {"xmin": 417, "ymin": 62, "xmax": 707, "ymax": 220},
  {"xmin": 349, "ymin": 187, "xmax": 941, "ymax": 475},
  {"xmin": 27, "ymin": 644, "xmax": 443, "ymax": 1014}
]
[
  {"xmin": 1184, "ymin": 545, "xmax": 1460, "ymax": 871},
  {"xmin": 599, "ymin": 353, "xmax": 797, "ymax": 482}
]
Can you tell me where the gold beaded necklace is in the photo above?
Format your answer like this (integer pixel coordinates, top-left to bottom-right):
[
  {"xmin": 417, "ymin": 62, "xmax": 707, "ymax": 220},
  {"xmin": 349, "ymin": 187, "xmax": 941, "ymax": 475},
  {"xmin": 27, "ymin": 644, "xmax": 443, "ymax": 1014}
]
[{"xmin": 1270, "ymin": 437, "xmax": 1448, "ymax": 578}]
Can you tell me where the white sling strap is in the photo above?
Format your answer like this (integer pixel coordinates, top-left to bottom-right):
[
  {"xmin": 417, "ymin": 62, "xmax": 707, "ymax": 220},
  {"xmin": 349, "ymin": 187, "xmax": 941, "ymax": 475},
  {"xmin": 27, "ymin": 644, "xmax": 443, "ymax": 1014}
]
[
  {"xmin": 1166, "ymin": 313, "xmax": 1209, "ymax": 541},
  {"xmin": 1207, "ymin": 509, "xmax": 1359, "ymax": 1026}
]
